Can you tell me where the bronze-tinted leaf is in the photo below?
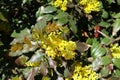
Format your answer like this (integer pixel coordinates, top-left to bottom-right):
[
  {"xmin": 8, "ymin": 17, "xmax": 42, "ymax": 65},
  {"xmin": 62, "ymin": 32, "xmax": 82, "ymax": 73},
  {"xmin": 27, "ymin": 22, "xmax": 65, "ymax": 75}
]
[
  {"xmin": 45, "ymin": 22, "xmax": 58, "ymax": 34},
  {"xmin": 15, "ymin": 55, "xmax": 28, "ymax": 66},
  {"xmin": 27, "ymin": 68, "xmax": 38, "ymax": 80},
  {"xmin": 24, "ymin": 37, "xmax": 32, "ymax": 47},
  {"xmin": 76, "ymin": 41, "xmax": 91, "ymax": 53},
  {"xmin": 48, "ymin": 58, "xmax": 57, "ymax": 69},
  {"xmin": 40, "ymin": 62, "xmax": 48, "ymax": 76}
]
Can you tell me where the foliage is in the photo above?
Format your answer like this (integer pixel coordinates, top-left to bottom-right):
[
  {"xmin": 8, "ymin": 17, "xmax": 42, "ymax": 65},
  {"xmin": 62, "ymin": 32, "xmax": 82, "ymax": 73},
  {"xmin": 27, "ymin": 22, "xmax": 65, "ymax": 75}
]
[{"xmin": 1, "ymin": 0, "xmax": 120, "ymax": 80}]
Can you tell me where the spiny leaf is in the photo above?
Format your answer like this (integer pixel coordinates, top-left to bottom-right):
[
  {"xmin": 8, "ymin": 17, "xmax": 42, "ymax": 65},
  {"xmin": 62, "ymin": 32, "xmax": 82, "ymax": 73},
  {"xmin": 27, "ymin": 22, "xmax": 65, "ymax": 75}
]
[{"xmin": 11, "ymin": 28, "xmax": 31, "ymax": 43}]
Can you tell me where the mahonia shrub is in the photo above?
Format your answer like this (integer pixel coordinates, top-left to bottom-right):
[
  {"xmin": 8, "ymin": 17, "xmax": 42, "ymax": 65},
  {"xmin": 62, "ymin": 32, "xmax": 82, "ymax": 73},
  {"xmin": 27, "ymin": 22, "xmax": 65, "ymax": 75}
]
[{"xmin": 1, "ymin": 0, "xmax": 120, "ymax": 80}]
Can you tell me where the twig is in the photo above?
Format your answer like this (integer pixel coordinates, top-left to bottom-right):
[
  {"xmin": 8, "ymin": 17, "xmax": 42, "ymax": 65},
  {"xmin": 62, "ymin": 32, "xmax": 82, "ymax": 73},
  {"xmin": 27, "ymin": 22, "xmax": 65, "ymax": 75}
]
[
  {"xmin": 97, "ymin": 30, "xmax": 112, "ymax": 40},
  {"xmin": 107, "ymin": 36, "xmax": 120, "ymax": 45}
]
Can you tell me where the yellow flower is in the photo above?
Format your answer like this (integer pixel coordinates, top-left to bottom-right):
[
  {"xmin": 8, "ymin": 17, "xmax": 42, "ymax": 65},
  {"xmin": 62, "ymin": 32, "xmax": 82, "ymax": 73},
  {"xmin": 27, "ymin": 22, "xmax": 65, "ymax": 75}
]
[
  {"xmin": 79, "ymin": 0, "xmax": 101, "ymax": 13},
  {"xmin": 41, "ymin": 31, "xmax": 76, "ymax": 60},
  {"xmin": 110, "ymin": 43, "xmax": 120, "ymax": 58},
  {"xmin": 72, "ymin": 62, "xmax": 99, "ymax": 80},
  {"xmin": 25, "ymin": 61, "xmax": 41, "ymax": 67},
  {"xmin": 52, "ymin": 0, "xmax": 68, "ymax": 11},
  {"xmin": 42, "ymin": 76, "xmax": 50, "ymax": 80},
  {"xmin": 11, "ymin": 75, "xmax": 22, "ymax": 80}
]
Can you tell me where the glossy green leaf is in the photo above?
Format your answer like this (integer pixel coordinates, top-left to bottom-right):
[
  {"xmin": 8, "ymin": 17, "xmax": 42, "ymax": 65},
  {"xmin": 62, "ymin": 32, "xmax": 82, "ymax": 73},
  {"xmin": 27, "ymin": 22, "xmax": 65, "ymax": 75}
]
[
  {"xmin": 112, "ymin": 58, "xmax": 120, "ymax": 69},
  {"xmin": 29, "ymin": 49, "xmax": 44, "ymax": 62},
  {"xmin": 92, "ymin": 58, "xmax": 102, "ymax": 71},
  {"xmin": 69, "ymin": 18, "xmax": 77, "ymax": 34},
  {"xmin": 99, "ymin": 21, "xmax": 110, "ymax": 28},
  {"xmin": 86, "ymin": 38, "xmax": 93, "ymax": 45},
  {"xmin": 112, "ymin": 19, "xmax": 120, "ymax": 36},
  {"xmin": 36, "ymin": 8, "xmax": 42, "ymax": 18},
  {"xmin": 57, "ymin": 17, "xmax": 68, "ymax": 26},
  {"xmin": 37, "ymin": 14, "xmax": 53, "ymax": 22},
  {"xmin": 101, "ymin": 38, "xmax": 110, "ymax": 45},
  {"xmin": 11, "ymin": 28, "xmax": 31, "ymax": 39},
  {"xmin": 101, "ymin": 56, "xmax": 111, "ymax": 66},
  {"xmin": 40, "ymin": 6, "xmax": 57, "ymax": 14},
  {"xmin": 54, "ymin": 12, "xmax": 68, "ymax": 19},
  {"xmin": 91, "ymin": 43, "xmax": 106, "ymax": 58},
  {"xmin": 35, "ymin": 19, "xmax": 47, "ymax": 30},
  {"xmin": 100, "ymin": 67, "xmax": 109, "ymax": 77},
  {"xmin": 112, "ymin": 12, "xmax": 120, "ymax": 18},
  {"xmin": 102, "ymin": 10, "xmax": 109, "ymax": 19},
  {"xmin": 22, "ymin": 0, "xmax": 32, "ymax": 5}
]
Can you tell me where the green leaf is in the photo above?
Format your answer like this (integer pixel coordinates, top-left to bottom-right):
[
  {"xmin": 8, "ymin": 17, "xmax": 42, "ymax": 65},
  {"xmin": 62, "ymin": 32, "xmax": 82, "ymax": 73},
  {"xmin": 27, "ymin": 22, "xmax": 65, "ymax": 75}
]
[
  {"xmin": 9, "ymin": 51, "xmax": 23, "ymax": 57},
  {"xmin": 22, "ymin": 0, "xmax": 32, "ymax": 5},
  {"xmin": 57, "ymin": 17, "xmax": 68, "ymax": 26},
  {"xmin": 99, "ymin": 21, "xmax": 110, "ymax": 28},
  {"xmin": 92, "ymin": 58, "xmax": 102, "ymax": 71},
  {"xmin": 69, "ymin": 18, "xmax": 77, "ymax": 34},
  {"xmin": 112, "ymin": 19, "xmax": 120, "ymax": 36},
  {"xmin": 54, "ymin": 12, "xmax": 68, "ymax": 19},
  {"xmin": 0, "ymin": 12, "xmax": 8, "ymax": 22},
  {"xmin": 91, "ymin": 42, "xmax": 106, "ymax": 58},
  {"xmin": 117, "ymin": 0, "xmax": 120, "ymax": 5},
  {"xmin": 35, "ymin": 19, "xmax": 47, "ymax": 31},
  {"xmin": 101, "ymin": 56, "xmax": 111, "ymax": 66},
  {"xmin": 40, "ymin": 6, "xmax": 57, "ymax": 14},
  {"xmin": 107, "ymin": 0, "xmax": 114, "ymax": 4},
  {"xmin": 102, "ymin": 10, "xmax": 109, "ymax": 19},
  {"xmin": 100, "ymin": 67, "xmax": 109, "ymax": 77},
  {"xmin": 112, "ymin": 12, "xmax": 120, "ymax": 18},
  {"xmin": 112, "ymin": 58, "xmax": 120, "ymax": 69},
  {"xmin": 86, "ymin": 38, "xmax": 93, "ymax": 45},
  {"xmin": 11, "ymin": 28, "xmax": 31, "ymax": 39},
  {"xmin": 101, "ymin": 38, "xmax": 110, "ymax": 45},
  {"xmin": 0, "ymin": 41, "xmax": 3, "ymax": 46},
  {"xmin": 115, "ymin": 69, "xmax": 120, "ymax": 77},
  {"xmin": 29, "ymin": 49, "xmax": 44, "ymax": 63},
  {"xmin": 64, "ymin": 68, "xmax": 72, "ymax": 78}
]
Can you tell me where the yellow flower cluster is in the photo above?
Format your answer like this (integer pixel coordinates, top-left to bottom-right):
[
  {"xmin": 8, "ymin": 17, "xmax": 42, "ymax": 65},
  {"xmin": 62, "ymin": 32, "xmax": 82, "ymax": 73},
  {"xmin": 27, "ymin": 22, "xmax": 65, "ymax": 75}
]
[
  {"xmin": 110, "ymin": 43, "xmax": 120, "ymax": 58},
  {"xmin": 25, "ymin": 61, "xmax": 41, "ymax": 67},
  {"xmin": 42, "ymin": 76, "xmax": 50, "ymax": 80},
  {"xmin": 52, "ymin": 0, "xmax": 68, "ymax": 11},
  {"xmin": 72, "ymin": 62, "xmax": 99, "ymax": 80},
  {"xmin": 79, "ymin": 0, "xmax": 101, "ymax": 14},
  {"xmin": 42, "ymin": 31, "xmax": 76, "ymax": 60}
]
